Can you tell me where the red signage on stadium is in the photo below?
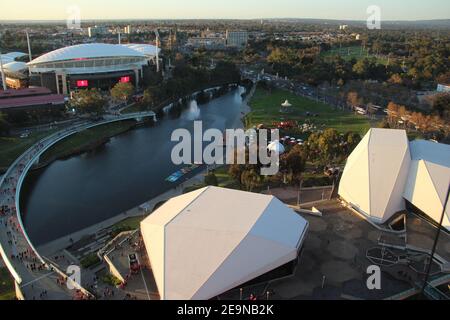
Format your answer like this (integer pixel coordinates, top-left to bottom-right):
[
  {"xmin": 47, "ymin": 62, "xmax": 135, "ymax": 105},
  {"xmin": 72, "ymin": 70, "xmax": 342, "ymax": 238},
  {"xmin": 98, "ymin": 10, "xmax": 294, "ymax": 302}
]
[
  {"xmin": 120, "ymin": 76, "xmax": 131, "ymax": 83},
  {"xmin": 77, "ymin": 80, "xmax": 89, "ymax": 87}
]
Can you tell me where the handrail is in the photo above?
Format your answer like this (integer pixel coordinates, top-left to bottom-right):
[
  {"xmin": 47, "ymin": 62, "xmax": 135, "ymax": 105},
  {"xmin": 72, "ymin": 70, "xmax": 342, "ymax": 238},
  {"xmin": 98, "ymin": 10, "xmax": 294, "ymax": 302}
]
[{"xmin": 0, "ymin": 113, "xmax": 156, "ymax": 287}]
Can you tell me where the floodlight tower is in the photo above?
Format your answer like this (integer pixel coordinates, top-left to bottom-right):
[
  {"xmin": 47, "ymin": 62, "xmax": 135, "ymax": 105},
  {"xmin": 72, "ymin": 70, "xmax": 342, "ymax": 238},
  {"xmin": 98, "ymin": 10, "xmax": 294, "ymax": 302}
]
[
  {"xmin": 26, "ymin": 31, "xmax": 32, "ymax": 62},
  {"xmin": 0, "ymin": 52, "xmax": 6, "ymax": 91},
  {"xmin": 154, "ymin": 28, "xmax": 160, "ymax": 73}
]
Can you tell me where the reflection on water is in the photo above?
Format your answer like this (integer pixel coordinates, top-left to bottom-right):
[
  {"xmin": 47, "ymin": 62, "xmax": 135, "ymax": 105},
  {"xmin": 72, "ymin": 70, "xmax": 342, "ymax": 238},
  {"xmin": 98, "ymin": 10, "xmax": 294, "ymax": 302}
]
[
  {"xmin": 22, "ymin": 87, "xmax": 244, "ymax": 245},
  {"xmin": 183, "ymin": 100, "xmax": 201, "ymax": 121}
]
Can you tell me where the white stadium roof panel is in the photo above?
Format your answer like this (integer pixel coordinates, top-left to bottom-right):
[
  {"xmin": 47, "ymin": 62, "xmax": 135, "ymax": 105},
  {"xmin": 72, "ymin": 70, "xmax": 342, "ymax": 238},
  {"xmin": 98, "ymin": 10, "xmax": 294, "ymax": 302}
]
[
  {"xmin": 404, "ymin": 141, "xmax": 450, "ymax": 230},
  {"xmin": 28, "ymin": 43, "xmax": 146, "ymax": 65},
  {"xmin": 339, "ymin": 129, "xmax": 411, "ymax": 223},
  {"xmin": 3, "ymin": 61, "xmax": 28, "ymax": 73},
  {"xmin": 1, "ymin": 52, "xmax": 27, "ymax": 64},
  {"xmin": 122, "ymin": 43, "xmax": 160, "ymax": 57},
  {"xmin": 410, "ymin": 140, "xmax": 450, "ymax": 167},
  {"xmin": 141, "ymin": 186, "xmax": 308, "ymax": 300}
]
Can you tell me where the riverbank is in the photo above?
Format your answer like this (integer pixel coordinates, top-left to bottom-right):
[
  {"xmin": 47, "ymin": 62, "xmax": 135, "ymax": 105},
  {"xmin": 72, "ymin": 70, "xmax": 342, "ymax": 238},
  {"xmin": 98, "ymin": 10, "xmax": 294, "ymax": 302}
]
[
  {"xmin": 0, "ymin": 130, "xmax": 58, "ymax": 174},
  {"xmin": 0, "ymin": 267, "xmax": 14, "ymax": 300},
  {"xmin": 244, "ymin": 85, "xmax": 371, "ymax": 135},
  {"xmin": 36, "ymin": 86, "xmax": 252, "ymax": 255},
  {"xmin": 36, "ymin": 120, "xmax": 138, "ymax": 168},
  {"xmin": 37, "ymin": 166, "xmax": 206, "ymax": 256}
]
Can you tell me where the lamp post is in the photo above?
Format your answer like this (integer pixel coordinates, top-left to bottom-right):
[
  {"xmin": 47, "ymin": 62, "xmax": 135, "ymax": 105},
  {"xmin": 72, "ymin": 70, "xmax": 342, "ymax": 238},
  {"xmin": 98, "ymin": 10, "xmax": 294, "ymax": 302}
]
[
  {"xmin": 420, "ymin": 185, "xmax": 450, "ymax": 297},
  {"xmin": 0, "ymin": 51, "xmax": 6, "ymax": 91}
]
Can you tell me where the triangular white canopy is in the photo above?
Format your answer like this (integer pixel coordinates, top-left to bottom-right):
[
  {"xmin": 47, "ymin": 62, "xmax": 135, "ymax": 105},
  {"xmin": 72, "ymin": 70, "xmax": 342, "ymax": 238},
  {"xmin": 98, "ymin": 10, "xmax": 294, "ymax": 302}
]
[
  {"xmin": 339, "ymin": 128, "xmax": 411, "ymax": 223},
  {"xmin": 404, "ymin": 140, "xmax": 450, "ymax": 230},
  {"xmin": 141, "ymin": 186, "xmax": 308, "ymax": 300},
  {"xmin": 281, "ymin": 100, "xmax": 292, "ymax": 107}
]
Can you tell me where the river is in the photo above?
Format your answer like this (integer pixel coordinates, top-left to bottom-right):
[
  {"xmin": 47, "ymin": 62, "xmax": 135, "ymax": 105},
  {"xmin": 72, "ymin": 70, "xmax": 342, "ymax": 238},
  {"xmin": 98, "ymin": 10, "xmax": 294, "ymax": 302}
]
[{"xmin": 21, "ymin": 87, "xmax": 246, "ymax": 245}]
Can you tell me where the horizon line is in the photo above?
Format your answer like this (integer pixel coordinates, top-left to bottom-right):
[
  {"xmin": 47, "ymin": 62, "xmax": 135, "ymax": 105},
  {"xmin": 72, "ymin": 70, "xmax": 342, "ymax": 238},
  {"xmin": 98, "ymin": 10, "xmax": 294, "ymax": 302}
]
[{"xmin": 1, "ymin": 17, "xmax": 449, "ymax": 23}]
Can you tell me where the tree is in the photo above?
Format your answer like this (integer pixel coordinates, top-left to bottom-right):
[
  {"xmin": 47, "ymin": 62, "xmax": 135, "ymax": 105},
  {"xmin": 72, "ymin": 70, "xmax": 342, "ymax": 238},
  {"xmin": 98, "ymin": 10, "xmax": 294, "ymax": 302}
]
[
  {"xmin": 240, "ymin": 170, "xmax": 261, "ymax": 192},
  {"xmin": 347, "ymin": 92, "xmax": 362, "ymax": 108},
  {"xmin": 70, "ymin": 89, "xmax": 106, "ymax": 115},
  {"xmin": 212, "ymin": 61, "xmax": 241, "ymax": 84},
  {"xmin": 111, "ymin": 82, "xmax": 135, "ymax": 102},
  {"xmin": 343, "ymin": 132, "xmax": 361, "ymax": 155},
  {"xmin": 204, "ymin": 172, "xmax": 218, "ymax": 186},
  {"xmin": 431, "ymin": 93, "xmax": 450, "ymax": 120},
  {"xmin": 0, "ymin": 112, "xmax": 11, "ymax": 136},
  {"xmin": 142, "ymin": 89, "xmax": 158, "ymax": 109},
  {"xmin": 280, "ymin": 145, "xmax": 306, "ymax": 185},
  {"xmin": 318, "ymin": 128, "xmax": 340, "ymax": 164},
  {"xmin": 229, "ymin": 163, "xmax": 244, "ymax": 185}
]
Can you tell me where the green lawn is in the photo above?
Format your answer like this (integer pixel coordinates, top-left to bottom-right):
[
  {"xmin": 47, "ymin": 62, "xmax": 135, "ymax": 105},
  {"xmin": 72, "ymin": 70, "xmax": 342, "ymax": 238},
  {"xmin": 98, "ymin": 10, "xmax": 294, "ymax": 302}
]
[
  {"xmin": 113, "ymin": 216, "xmax": 145, "ymax": 231},
  {"xmin": 246, "ymin": 87, "xmax": 371, "ymax": 135},
  {"xmin": 321, "ymin": 46, "xmax": 388, "ymax": 65},
  {"xmin": 0, "ymin": 130, "xmax": 58, "ymax": 173},
  {"xmin": 39, "ymin": 120, "xmax": 136, "ymax": 164},
  {"xmin": 0, "ymin": 267, "xmax": 15, "ymax": 300}
]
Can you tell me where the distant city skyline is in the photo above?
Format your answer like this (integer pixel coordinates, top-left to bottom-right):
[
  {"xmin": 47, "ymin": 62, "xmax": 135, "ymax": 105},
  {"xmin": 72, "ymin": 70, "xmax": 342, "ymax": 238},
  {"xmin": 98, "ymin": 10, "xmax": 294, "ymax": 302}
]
[{"xmin": 0, "ymin": 0, "xmax": 449, "ymax": 21}]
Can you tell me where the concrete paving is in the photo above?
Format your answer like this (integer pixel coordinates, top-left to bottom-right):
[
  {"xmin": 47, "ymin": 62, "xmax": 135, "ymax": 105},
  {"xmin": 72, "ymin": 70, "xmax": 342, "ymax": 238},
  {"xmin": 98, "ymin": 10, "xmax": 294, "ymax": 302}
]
[{"xmin": 216, "ymin": 200, "xmax": 445, "ymax": 300}]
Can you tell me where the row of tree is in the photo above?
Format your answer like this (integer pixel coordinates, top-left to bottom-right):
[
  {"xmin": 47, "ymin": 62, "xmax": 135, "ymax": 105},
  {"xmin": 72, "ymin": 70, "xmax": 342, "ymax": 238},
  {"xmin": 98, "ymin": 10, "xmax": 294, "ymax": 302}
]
[{"xmin": 225, "ymin": 129, "xmax": 361, "ymax": 191}]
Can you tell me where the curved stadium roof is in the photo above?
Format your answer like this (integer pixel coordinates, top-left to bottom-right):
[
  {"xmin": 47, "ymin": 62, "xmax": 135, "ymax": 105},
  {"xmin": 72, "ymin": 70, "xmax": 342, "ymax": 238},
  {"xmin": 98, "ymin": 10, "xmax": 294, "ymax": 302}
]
[
  {"xmin": 28, "ymin": 43, "xmax": 147, "ymax": 65},
  {"xmin": 122, "ymin": 43, "xmax": 160, "ymax": 57}
]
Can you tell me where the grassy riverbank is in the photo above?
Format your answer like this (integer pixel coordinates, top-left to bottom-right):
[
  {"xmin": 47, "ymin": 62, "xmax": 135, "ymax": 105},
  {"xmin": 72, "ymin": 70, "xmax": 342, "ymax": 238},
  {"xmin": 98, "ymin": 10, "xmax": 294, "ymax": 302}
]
[
  {"xmin": 39, "ymin": 120, "xmax": 137, "ymax": 165},
  {"xmin": 0, "ymin": 267, "xmax": 15, "ymax": 300},
  {"xmin": 0, "ymin": 130, "xmax": 58, "ymax": 174},
  {"xmin": 245, "ymin": 87, "xmax": 371, "ymax": 135}
]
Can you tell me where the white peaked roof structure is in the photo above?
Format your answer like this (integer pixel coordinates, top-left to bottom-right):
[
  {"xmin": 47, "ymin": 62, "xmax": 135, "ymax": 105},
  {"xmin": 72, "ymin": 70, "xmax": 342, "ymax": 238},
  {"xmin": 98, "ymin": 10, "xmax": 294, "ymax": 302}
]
[
  {"xmin": 267, "ymin": 140, "xmax": 286, "ymax": 154},
  {"xmin": 28, "ymin": 43, "xmax": 146, "ymax": 65},
  {"xmin": 141, "ymin": 186, "xmax": 308, "ymax": 300},
  {"xmin": 122, "ymin": 43, "xmax": 160, "ymax": 58},
  {"xmin": 281, "ymin": 100, "xmax": 292, "ymax": 107},
  {"xmin": 339, "ymin": 129, "xmax": 411, "ymax": 224},
  {"xmin": 403, "ymin": 140, "xmax": 450, "ymax": 230}
]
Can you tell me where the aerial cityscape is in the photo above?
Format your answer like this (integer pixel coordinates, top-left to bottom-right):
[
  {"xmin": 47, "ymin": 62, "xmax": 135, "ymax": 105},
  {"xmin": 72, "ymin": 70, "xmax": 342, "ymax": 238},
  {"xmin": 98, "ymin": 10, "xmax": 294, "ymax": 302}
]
[{"xmin": 0, "ymin": 0, "xmax": 449, "ymax": 307}]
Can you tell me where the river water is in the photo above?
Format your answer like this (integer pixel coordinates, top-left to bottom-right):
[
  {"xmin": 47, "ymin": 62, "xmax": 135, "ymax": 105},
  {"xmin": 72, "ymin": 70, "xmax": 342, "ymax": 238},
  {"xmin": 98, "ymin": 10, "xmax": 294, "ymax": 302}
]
[{"xmin": 21, "ymin": 87, "xmax": 245, "ymax": 245}]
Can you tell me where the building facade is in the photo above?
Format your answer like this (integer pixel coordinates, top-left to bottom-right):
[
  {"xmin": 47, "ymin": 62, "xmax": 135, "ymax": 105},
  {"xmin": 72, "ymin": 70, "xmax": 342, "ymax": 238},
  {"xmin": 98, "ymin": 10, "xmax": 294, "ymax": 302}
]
[{"xmin": 226, "ymin": 30, "xmax": 248, "ymax": 48}]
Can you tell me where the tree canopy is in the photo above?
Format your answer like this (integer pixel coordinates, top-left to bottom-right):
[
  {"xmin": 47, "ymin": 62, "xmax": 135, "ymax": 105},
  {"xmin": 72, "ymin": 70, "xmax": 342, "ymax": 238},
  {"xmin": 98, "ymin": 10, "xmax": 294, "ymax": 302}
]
[
  {"xmin": 70, "ymin": 89, "xmax": 106, "ymax": 115},
  {"xmin": 110, "ymin": 82, "xmax": 135, "ymax": 102}
]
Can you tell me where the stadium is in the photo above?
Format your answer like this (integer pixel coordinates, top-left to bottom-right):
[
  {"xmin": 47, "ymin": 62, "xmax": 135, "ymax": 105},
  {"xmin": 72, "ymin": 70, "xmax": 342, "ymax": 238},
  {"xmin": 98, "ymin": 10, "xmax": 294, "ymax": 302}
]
[{"xmin": 27, "ymin": 43, "xmax": 160, "ymax": 94}]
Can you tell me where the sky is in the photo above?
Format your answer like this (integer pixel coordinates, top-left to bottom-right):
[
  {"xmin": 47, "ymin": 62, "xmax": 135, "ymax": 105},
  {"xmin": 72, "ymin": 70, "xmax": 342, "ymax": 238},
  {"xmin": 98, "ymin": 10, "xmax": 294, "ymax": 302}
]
[{"xmin": 1, "ymin": 0, "xmax": 449, "ymax": 21}]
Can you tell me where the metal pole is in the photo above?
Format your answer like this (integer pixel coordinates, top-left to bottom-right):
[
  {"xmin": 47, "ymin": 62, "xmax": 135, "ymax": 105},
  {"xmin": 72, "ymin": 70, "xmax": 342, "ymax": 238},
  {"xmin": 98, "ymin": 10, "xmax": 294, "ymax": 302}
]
[
  {"xmin": 421, "ymin": 185, "xmax": 450, "ymax": 297},
  {"xmin": 154, "ymin": 29, "xmax": 160, "ymax": 73},
  {"xmin": 239, "ymin": 288, "xmax": 243, "ymax": 301},
  {"xmin": 0, "ymin": 51, "xmax": 6, "ymax": 91},
  {"xmin": 26, "ymin": 31, "xmax": 32, "ymax": 62}
]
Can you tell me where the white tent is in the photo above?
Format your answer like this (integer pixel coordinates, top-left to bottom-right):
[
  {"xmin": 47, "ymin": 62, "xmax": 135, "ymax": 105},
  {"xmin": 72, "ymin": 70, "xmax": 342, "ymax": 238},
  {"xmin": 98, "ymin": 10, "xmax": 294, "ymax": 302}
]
[
  {"xmin": 403, "ymin": 140, "xmax": 450, "ymax": 230},
  {"xmin": 338, "ymin": 129, "xmax": 411, "ymax": 223},
  {"xmin": 140, "ymin": 186, "xmax": 308, "ymax": 300},
  {"xmin": 281, "ymin": 100, "xmax": 292, "ymax": 107},
  {"xmin": 267, "ymin": 140, "xmax": 285, "ymax": 154}
]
